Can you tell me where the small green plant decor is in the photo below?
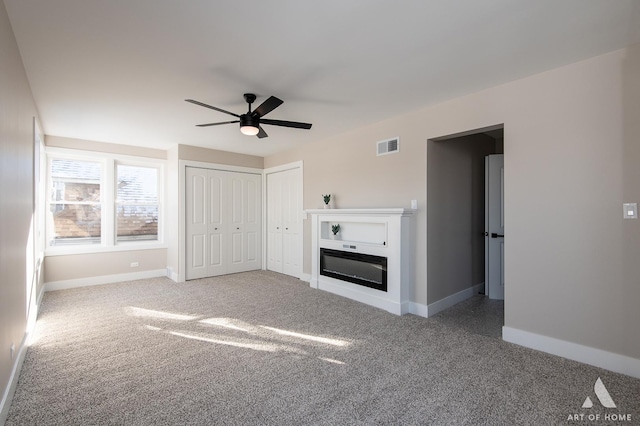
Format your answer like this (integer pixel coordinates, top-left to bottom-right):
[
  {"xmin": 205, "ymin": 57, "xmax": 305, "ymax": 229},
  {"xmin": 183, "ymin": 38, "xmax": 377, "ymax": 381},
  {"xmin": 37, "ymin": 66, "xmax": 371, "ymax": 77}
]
[
  {"xmin": 322, "ymin": 194, "xmax": 331, "ymax": 208},
  {"xmin": 331, "ymin": 224, "xmax": 341, "ymax": 239}
]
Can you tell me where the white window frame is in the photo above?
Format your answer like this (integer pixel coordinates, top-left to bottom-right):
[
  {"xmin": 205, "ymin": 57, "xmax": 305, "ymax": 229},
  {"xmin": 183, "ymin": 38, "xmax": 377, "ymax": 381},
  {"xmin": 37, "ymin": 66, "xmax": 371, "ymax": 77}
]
[
  {"xmin": 45, "ymin": 147, "xmax": 166, "ymax": 256},
  {"xmin": 115, "ymin": 160, "xmax": 162, "ymax": 244}
]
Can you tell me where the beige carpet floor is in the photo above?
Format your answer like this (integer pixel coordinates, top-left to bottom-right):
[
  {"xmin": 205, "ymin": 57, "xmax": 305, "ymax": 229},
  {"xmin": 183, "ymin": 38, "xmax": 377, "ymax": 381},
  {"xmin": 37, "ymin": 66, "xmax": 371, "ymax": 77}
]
[{"xmin": 6, "ymin": 270, "xmax": 640, "ymax": 425}]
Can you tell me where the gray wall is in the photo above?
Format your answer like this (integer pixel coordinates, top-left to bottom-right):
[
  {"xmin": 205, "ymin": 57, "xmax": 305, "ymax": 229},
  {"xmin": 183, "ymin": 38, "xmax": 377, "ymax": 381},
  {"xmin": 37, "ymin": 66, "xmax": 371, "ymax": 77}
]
[
  {"xmin": 266, "ymin": 44, "xmax": 640, "ymax": 361},
  {"xmin": 0, "ymin": 1, "xmax": 39, "ymax": 417},
  {"xmin": 178, "ymin": 144, "xmax": 263, "ymax": 169}
]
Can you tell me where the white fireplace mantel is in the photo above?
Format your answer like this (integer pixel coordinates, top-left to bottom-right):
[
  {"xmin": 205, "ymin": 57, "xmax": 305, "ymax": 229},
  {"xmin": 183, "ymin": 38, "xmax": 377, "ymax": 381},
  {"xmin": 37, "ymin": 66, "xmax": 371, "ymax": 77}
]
[
  {"xmin": 307, "ymin": 208, "xmax": 415, "ymax": 315},
  {"xmin": 305, "ymin": 208, "xmax": 413, "ymax": 216}
]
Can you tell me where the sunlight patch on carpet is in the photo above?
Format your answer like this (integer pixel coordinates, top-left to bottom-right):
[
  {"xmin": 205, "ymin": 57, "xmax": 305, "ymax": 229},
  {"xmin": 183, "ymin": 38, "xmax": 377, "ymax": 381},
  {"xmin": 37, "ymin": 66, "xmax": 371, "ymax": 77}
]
[
  {"xmin": 168, "ymin": 330, "xmax": 307, "ymax": 354},
  {"xmin": 125, "ymin": 306, "xmax": 199, "ymax": 321},
  {"xmin": 319, "ymin": 357, "xmax": 346, "ymax": 365},
  {"xmin": 199, "ymin": 317, "xmax": 250, "ymax": 332},
  {"xmin": 260, "ymin": 325, "xmax": 350, "ymax": 347}
]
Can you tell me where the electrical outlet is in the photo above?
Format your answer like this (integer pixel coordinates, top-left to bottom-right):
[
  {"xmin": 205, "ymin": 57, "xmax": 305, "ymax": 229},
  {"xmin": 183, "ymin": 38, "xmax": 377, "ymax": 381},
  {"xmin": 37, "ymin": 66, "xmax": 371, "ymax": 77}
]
[
  {"xmin": 10, "ymin": 343, "xmax": 15, "ymax": 360},
  {"xmin": 623, "ymin": 203, "xmax": 637, "ymax": 219},
  {"xmin": 130, "ymin": 262, "xmax": 139, "ymax": 267}
]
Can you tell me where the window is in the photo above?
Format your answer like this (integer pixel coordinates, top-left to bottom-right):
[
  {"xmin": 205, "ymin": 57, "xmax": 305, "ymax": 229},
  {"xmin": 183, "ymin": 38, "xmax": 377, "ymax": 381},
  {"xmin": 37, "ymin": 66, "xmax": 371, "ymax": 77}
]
[
  {"xmin": 116, "ymin": 164, "xmax": 159, "ymax": 242},
  {"xmin": 48, "ymin": 158, "xmax": 102, "ymax": 246},
  {"xmin": 46, "ymin": 149, "xmax": 163, "ymax": 253}
]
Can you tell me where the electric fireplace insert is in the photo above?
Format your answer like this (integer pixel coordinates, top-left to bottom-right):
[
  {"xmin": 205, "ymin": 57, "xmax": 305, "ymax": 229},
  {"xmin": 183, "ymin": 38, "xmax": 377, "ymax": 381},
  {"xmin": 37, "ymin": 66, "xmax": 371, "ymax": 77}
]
[{"xmin": 320, "ymin": 248, "xmax": 387, "ymax": 292}]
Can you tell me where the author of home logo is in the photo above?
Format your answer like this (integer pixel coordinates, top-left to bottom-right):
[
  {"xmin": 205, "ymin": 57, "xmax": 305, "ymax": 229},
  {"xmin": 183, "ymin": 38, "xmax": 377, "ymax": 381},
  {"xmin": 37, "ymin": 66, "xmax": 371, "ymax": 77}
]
[{"xmin": 567, "ymin": 377, "xmax": 633, "ymax": 423}]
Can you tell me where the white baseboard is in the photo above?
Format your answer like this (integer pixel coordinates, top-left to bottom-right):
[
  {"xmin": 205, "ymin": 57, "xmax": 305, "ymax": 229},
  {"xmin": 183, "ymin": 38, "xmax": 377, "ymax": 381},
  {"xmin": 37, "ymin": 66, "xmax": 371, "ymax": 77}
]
[
  {"xmin": 36, "ymin": 284, "xmax": 46, "ymax": 307},
  {"xmin": 0, "ymin": 285, "xmax": 46, "ymax": 424},
  {"xmin": 503, "ymin": 326, "xmax": 640, "ymax": 379},
  {"xmin": 0, "ymin": 334, "xmax": 28, "ymax": 425},
  {"xmin": 45, "ymin": 269, "xmax": 167, "ymax": 292},
  {"xmin": 408, "ymin": 302, "xmax": 429, "ymax": 318},
  {"xmin": 307, "ymin": 281, "xmax": 482, "ymax": 319},
  {"xmin": 309, "ymin": 278, "xmax": 319, "ymax": 289},
  {"xmin": 426, "ymin": 283, "xmax": 484, "ymax": 317},
  {"xmin": 299, "ymin": 273, "xmax": 311, "ymax": 283},
  {"xmin": 166, "ymin": 267, "xmax": 179, "ymax": 282},
  {"xmin": 317, "ymin": 279, "xmax": 406, "ymax": 315}
]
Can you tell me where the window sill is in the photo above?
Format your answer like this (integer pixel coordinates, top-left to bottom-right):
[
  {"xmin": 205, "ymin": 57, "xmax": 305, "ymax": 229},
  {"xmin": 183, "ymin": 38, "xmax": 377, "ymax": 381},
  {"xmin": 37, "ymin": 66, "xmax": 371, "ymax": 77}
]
[{"xmin": 45, "ymin": 242, "xmax": 168, "ymax": 257}]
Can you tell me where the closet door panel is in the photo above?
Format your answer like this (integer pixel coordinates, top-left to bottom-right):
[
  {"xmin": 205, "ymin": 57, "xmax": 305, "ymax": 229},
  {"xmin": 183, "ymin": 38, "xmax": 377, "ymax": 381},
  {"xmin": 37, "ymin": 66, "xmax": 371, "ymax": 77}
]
[
  {"xmin": 282, "ymin": 168, "xmax": 302, "ymax": 278},
  {"xmin": 186, "ymin": 168, "xmax": 208, "ymax": 280},
  {"xmin": 266, "ymin": 172, "xmax": 283, "ymax": 272},
  {"xmin": 246, "ymin": 178, "xmax": 259, "ymax": 225},
  {"xmin": 242, "ymin": 174, "xmax": 261, "ymax": 271},
  {"xmin": 191, "ymin": 235, "xmax": 205, "ymax": 268},
  {"xmin": 210, "ymin": 233, "xmax": 223, "ymax": 268},
  {"xmin": 209, "ymin": 174, "xmax": 223, "ymax": 225},
  {"xmin": 228, "ymin": 174, "xmax": 245, "ymax": 272},
  {"xmin": 227, "ymin": 172, "xmax": 261, "ymax": 274},
  {"xmin": 230, "ymin": 231, "xmax": 243, "ymax": 265},
  {"xmin": 247, "ymin": 231, "xmax": 259, "ymax": 262},
  {"xmin": 208, "ymin": 171, "xmax": 226, "ymax": 275},
  {"xmin": 266, "ymin": 167, "xmax": 302, "ymax": 278},
  {"xmin": 187, "ymin": 167, "xmax": 261, "ymax": 279}
]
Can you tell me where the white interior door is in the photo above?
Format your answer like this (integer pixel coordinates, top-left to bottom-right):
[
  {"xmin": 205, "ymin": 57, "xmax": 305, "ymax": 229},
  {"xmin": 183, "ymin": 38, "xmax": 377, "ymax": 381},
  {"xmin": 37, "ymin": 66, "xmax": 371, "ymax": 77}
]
[
  {"xmin": 227, "ymin": 172, "xmax": 261, "ymax": 274},
  {"xmin": 266, "ymin": 167, "xmax": 302, "ymax": 278},
  {"xmin": 186, "ymin": 167, "xmax": 220, "ymax": 279},
  {"xmin": 281, "ymin": 168, "xmax": 302, "ymax": 277},
  {"xmin": 485, "ymin": 154, "xmax": 504, "ymax": 300},
  {"xmin": 207, "ymin": 171, "xmax": 226, "ymax": 276},
  {"xmin": 267, "ymin": 172, "xmax": 283, "ymax": 272}
]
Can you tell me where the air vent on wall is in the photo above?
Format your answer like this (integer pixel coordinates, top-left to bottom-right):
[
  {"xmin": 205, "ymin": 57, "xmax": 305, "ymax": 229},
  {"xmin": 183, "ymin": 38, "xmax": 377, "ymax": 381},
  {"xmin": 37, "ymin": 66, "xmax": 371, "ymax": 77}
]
[{"xmin": 377, "ymin": 137, "xmax": 399, "ymax": 156}]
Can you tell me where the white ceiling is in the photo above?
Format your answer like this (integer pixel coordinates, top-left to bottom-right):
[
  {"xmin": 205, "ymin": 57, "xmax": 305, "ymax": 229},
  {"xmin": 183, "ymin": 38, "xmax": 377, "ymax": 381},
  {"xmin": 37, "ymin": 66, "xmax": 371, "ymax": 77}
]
[{"xmin": 5, "ymin": 0, "xmax": 640, "ymax": 157}]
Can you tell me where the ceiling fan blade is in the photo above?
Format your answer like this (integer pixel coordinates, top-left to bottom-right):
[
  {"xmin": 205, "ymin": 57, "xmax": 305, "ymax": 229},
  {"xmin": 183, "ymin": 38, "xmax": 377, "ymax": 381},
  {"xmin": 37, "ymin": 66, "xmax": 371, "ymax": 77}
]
[
  {"xmin": 185, "ymin": 99, "xmax": 240, "ymax": 118},
  {"xmin": 196, "ymin": 120, "xmax": 239, "ymax": 127},
  {"xmin": 261, "ymin": 118, "xmax": 312, "ymax": 129},
  {"xmin": 252, "ymin": 96, "xmax": 283, "ymax": 118},
  {"xmin": 257, "ymin": 126, "xmax": 268, "ymax": 139}
]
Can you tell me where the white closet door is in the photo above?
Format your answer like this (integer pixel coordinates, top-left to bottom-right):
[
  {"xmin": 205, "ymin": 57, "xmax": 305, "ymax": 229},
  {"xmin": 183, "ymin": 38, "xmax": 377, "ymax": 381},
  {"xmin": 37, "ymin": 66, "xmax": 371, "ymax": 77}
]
[
  {"xmin": 227, "ymin": 172, "xmax": 261, "ymax": 274},
  {"xmin": 267, "ymin": 172, "xmax": 283, "ymax": 272},
  {"xmin": 282, "ymin": 168, "xmax": 302, "ymax": 277},
  {"xmin": 266, "ymin": 167, "xmax": 302, "ymax": 278},
  {"xmin": 186, "ymin": 167, "xmax": 261, "ymax": 279},
  {"xmin": 186, "ymin": 167, "xmax": 213, "ymax": 279},
  {"xmin": 208, "ymin": 171, "xmax": 226, "ymax": 276}
]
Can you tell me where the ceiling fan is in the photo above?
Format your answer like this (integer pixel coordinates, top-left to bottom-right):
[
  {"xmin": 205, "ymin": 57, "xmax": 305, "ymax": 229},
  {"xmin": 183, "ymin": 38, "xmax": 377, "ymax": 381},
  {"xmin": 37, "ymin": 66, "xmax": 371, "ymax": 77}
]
[{"xmin": 185, "ymin": 93, "xmax": 312, "ymax": 139}]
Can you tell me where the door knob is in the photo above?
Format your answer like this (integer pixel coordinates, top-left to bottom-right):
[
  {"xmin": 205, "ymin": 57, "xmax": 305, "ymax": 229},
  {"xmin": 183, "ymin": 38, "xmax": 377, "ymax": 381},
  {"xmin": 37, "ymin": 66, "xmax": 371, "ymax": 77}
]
[{"xmin": 491, "ymin": 233, "xmax": 504, "ymax": 238}]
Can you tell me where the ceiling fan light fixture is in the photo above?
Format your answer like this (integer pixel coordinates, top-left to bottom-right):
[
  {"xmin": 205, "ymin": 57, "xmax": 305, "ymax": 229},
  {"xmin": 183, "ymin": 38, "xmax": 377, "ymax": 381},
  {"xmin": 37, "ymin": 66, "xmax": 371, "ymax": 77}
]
[
  {"xmin": 239, "ymin": 114, "xmax": 259, "ymax": 136},
  {"xmin": 240, "ymin": 125, "xmax": 259, "ymax": 136}
]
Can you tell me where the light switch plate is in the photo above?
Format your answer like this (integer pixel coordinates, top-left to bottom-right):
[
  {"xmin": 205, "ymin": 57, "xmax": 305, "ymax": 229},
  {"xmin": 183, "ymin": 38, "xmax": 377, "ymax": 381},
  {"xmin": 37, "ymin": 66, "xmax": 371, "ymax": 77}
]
[{"xmin": 623, "ymin": 203, "xmax": 637, "ymax": 219}]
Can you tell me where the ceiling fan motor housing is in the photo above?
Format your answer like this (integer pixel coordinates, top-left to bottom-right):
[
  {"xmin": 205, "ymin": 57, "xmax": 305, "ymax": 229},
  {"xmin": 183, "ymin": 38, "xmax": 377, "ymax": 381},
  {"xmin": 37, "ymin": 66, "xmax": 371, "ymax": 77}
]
[{"xmin": 240, "ymin": 114, "xmax": 259, "ymax": 128}]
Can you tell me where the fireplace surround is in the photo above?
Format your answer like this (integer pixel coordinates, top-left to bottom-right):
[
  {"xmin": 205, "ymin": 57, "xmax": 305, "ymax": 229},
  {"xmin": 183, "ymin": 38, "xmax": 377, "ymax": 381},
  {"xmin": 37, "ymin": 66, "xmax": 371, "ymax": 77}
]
[{"xmin": 307, "ymin": 208, "xmax": 414, "ymax": 315}]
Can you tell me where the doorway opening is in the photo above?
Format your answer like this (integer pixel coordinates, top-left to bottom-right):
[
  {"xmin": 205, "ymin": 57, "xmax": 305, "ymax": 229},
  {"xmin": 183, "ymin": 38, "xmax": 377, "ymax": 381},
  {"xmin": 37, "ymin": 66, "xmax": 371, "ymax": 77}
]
[{"xmin": 426, "ymin": 125, "xmax": 504, "ymax": 337}]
